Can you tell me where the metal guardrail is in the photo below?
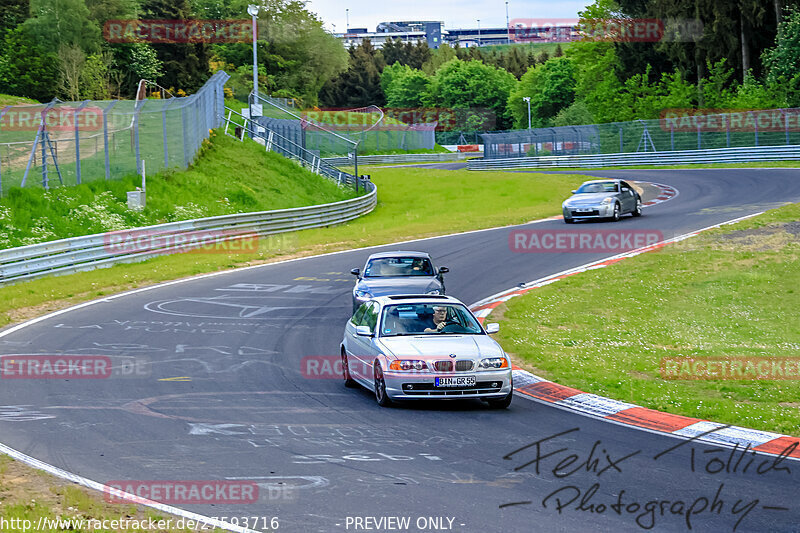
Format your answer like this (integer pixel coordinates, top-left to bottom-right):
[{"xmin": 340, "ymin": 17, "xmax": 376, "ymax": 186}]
[
  {"xmin": 467, "ymin": 145, "xmax": 800, "ymax": 170},
  {"xmin": 323, "ymin": 152, "xmax": 472, "ymax": 166},
  {"xmin": 0, "ymin": 185, "xmax": 376, "ymax": 285}
]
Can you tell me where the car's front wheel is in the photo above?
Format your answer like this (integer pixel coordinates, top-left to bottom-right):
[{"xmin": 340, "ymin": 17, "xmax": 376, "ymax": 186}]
[
  {"xmin": 564, "ymin": 217, "xmax": 574, "ymax": 224},
  {"xmin": 374, "ymin": 362, "xmax": 392, "ymax": 407},
  {"xmin": 610, "ymin": 202, "xmax": 621, "ymax": 222},
  {"xmin": 487, "ymin": 391, "xmax": 513, "ymax": 409},
  {"xmin": 342, "ymin": 348, "xmax": 357, "ymax": 388},
  {"xmin": 632, "ymin": 197, "xmax": 642, "ymax": 217}
]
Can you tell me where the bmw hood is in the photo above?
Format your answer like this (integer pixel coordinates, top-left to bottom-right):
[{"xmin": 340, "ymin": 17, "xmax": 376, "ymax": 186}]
[
  {"xmin": 357, "ymin": 277, "xmax": 442, "ymax": 296},
  {"xmin": 564, "ymin": 193, "xmax": 615, "ymax": 206},
  {"xmin": 377, "ymin": 335, "xmax": 504, "ymax": 360}
]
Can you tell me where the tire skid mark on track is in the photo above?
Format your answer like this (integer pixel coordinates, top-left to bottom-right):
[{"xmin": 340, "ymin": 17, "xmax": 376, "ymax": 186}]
[{"xmin": 470, "ymin": 208, "xmax": 800, "ymax": 461}]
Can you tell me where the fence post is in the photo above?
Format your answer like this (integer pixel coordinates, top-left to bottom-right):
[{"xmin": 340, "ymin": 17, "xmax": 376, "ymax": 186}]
[
  {"xmin": 666, "ymin": 122, "xmax": 675, "ymax": 152},
  {"xmin": 619, "ymin": 126, "xmax": 623, "ymax": 152},
  {"xmin": 134, "ymin": 99, "xmax": 143, "ymax": 177},
  {"xmin": 0, "ymin": 106, "xmax": 10, "ymax": 196},
  {"xmin": 726, "ymin": 114, "xmax": 730, "ymax": 148},
  {"xmin": 697, "ymin": 121, "xmax": 701, "ymax": 150},
  {"xmin": 751, "ymin": 111, "xmax": 759, "ymax": 146},
  {"xmin": 784, "ymin": 109, "xmax": 790, "ymax": 145},
  {"xmin": 74, "ymin": 100, "xmax": 90, "ymax": 185},
  {"xmin": 162, "ymin": 98, "xmax": 173, "ymax": 169},
  {"xmin": 102, "ymin": 100, "xmax": 118, "ymax": 180},
  {"xmin": 181, "ymin": 105, "xmax": 189, "ymax": 167},
  {"xmin": 41, "ymin": 129, "xmax": 48, "ymax": 190}
]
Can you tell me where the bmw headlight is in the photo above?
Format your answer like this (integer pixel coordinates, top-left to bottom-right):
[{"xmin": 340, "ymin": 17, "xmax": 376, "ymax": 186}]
[
  {"xmin": 389, "ymin": 360, "xmax": 428, "ymax": 371},
  {"xmin": 601, "ymin": 197, "xmax": 614, "ymax": 204},
  {"xmin": 354, "ymin": 290, "xmax": 372, "ymax": 300},
  {"xmin": 426, "ymin": 289, "xmax": 442, "ymax": 295},
  {"xmin": 478, "ymin": 357, "xmax": 509, "ymax": 369}
]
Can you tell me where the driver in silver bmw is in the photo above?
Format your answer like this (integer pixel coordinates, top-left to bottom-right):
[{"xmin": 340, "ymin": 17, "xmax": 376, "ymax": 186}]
[{"xmin": 423, "ymin": 305, "xmax": 449, "ymax": 332}]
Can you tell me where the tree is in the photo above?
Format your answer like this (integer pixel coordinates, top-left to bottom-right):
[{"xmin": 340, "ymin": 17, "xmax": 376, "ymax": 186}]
[
  {"xmin": 508, "ymin": 58, "xmax": 576, "ymax": 128},
  {"xmin": 80, "ymin": 53, "xmax": 111, "ymax": 99},
  {"xmin": 85, "ymin": 0, "xmax": 138, "ymax": 25},
  {"xmin": 763, "ymin": 5, "xmax": 800, "ymax": 98},
  {"xmin": 427, "ymin": 59, "xmax": 517, "ymax": 129},
  {"xmin": 211, "ymin": 0, "xmax": 347, "ymax": 105},
  {"xmin": 58, "ymin": 44, "xmax": 85, "ymax": 101},
  {"xmin": 422, "ymin": 43, "xmax": 457, "ymax": 74},
  {"xmin": 0, "ymin": 0, "xmax": 28, "ymax": 44},
  {"xmin": 108, "ymin": 42, "xmax": 163, "ymax": 97},
  {"xmin": 142, "ymin": 0, "xmax": 211, "ymax": 92},
  {"xmin": 383, "ymin": 65, "xmax": 432, "ymax": 107},
  {"xmin": 319, "ymin": 39, "xmax": 384, "ymax": 107},
  {"xmin": 0, "ymin": 26, "xmax": 60, "ymax": 101},
  {"xmin": 25, "ymin": 0, "xmax": 102, "ymax": 54}
]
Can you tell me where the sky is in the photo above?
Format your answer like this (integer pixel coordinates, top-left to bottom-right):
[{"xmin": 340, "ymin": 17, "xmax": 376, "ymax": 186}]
[{"xmin": 304, "ymin": 0, "xmax": 595, "ymax": 33}]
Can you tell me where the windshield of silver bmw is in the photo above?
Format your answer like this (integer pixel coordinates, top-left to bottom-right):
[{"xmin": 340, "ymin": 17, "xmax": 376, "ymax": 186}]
[
  {"xmin": 576, "ymin": 182, "xmax": 618, "ymax": 193},
  {"xmin": 380, "ymin": 303, "xmax": 483, "ymax": 336},
  {"xmin": 364, "ymin": 257, "xmax": 434, "ymax": 277}
]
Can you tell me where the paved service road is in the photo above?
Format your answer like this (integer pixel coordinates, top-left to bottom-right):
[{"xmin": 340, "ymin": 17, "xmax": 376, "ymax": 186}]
[{"xmin": 1, "ymin": 169, "xmax": 799, "ymax": 532}]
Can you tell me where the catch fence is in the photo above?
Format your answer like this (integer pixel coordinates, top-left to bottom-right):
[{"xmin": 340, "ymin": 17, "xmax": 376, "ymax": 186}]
[
  {"xmin": 0, "ymin": 71, "xmax": 229, "ymax": 196},
  {"xmin": 248, "ymin": 94, "xmax": 436, "ymax": 156},
  {"xmin": 481, "ymin": 109, "xmax": 800, "ymax": 159}
]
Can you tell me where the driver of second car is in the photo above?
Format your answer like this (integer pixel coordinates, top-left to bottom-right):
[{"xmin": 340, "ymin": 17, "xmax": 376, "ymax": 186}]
[{"xmin": 424, "ymin": 305, "xmax": 449, "ymax": 333}]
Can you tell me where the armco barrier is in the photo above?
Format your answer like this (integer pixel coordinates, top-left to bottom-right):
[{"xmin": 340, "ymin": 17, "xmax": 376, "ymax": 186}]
[
  {"xmin": 323, "ymin": 152, "xmax": 472, "ymax": 166},
  {"xmin": 467, "ymin": 145, "xmax": 800, "ymax": 170},
  {"xmin": 0, "ymin": 184, "xmax": 376, "ymax": 285}
]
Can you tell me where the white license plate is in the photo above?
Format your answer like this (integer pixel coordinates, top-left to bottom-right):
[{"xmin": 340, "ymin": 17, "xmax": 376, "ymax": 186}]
[
  {"xmin": 575, "ymin": 208, "xmax": 593, "ymax": 213},
  {"xmin": 435, "ymin": 376, "xmax": 476, "ymax": 388}
]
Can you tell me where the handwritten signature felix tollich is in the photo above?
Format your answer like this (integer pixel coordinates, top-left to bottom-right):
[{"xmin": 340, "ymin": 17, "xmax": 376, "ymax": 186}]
[{"xmin": 500, "ymin": 426, "xmax": 795, "ymax": 531}]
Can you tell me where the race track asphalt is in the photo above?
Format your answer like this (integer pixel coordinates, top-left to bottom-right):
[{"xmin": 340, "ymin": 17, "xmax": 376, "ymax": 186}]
[{"xmin": 1, "ymin": 168, "xmax": 799, "ymax": 533}]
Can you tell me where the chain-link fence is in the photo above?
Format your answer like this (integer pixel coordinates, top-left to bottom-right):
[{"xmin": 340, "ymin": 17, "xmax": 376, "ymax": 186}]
[
  {"xmin": 249, "ymin": 94, "xmax": 436, "ymax": 156},
  {"xmin": 481, "ymin": 109, "xmax": 800, "ymax": 159},
  {"xmin": 0, "ymin": 71, "xmax": 229, "ymax": 196}
]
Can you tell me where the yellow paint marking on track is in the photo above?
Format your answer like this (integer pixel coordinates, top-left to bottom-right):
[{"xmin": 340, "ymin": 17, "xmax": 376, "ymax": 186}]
[{"xmin": 158, "ymin": 376, "xmax": 192, "ymax": 382}]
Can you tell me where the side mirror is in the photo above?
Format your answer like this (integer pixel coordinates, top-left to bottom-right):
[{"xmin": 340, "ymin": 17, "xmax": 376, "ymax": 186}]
[
  {"xmin": 438, "ymin": 266, "xmax": 449, "ymax": 275},
  {"xmin": 355, "ymin": 325, "xmax": 373, "ymax": 336},
  {"xmin": 350, "ymin": 268, "xmax": 360, "ymax": 277},
  {"xmin": 485, "ymin": 323, "xmax": 500, "ymax": 334},
  {"xmin": 571, "ymin": 190, "xmax": 577, "ymax": 194}
]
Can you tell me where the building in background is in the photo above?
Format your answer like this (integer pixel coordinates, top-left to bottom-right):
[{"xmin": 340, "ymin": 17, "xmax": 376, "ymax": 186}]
[
  {"xmin": 334, "ymin": 20, "xmax": 576, "ymax": 49},
  {"xmin": 338, "ymin": 21, "xmax": 443, "ymax": 49}
]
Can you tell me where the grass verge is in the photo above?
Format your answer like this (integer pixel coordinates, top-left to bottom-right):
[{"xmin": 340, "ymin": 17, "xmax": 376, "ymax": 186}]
[
  {"xmin": 0, "ymin": 167, "xmax": 586, "ymax": 328},
  {"xmin": 0, "ymin": 455, "xmax": 223, "ymax": 532},
  {"xmin": 0, "ymin": 94, "xmax": 38, "ymax": 106},
  {"xmin": 0, "ymin": 130, "xmax": 358, "ymax": 248},
  {"xmin": 490, "ymin": 203, "xmax": 800, "ymax": 436}
]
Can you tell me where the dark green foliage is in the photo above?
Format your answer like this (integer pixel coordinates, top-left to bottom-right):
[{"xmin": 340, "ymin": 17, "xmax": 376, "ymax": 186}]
[
  {"xmin": 319, "ymin": 39, "xmax": 385, "ymax": 107},
  {"xmin": 0, "ymin": 26, "xmax": 60, "ymax": 101},
  {"xmin": 141, "ymin": 0, "xmax": 211, "ymax": 92}
]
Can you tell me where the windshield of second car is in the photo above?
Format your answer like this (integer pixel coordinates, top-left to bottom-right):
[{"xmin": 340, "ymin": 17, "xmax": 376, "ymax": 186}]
[
  {"xmin": 364, "ymin": 257, "xmax": 434, "ymax": 277},
  {"xmin": 380, "ymin": 304, "xmax": 483, "ymax": 337},
  {"xmin": 576, "ymin": 182, "xmax": 618, "ymax": 194}
]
